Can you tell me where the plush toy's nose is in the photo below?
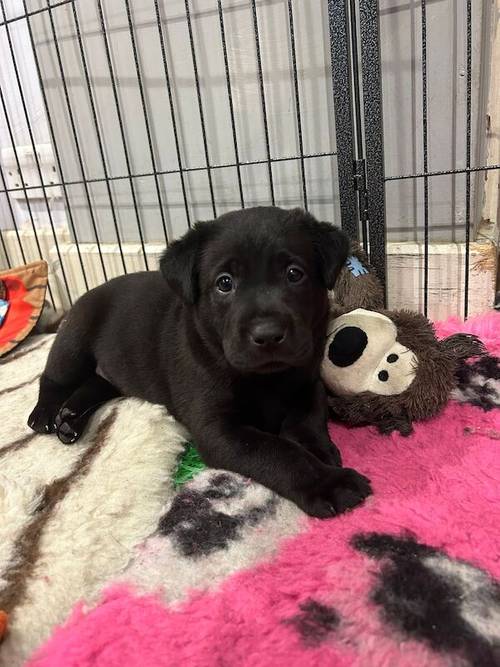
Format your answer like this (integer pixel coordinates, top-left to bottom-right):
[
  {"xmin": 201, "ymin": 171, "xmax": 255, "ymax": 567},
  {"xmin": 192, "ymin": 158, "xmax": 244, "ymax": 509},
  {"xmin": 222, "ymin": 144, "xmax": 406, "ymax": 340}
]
[{"xmin": 328, "ymin": 326, "xmax": 367, "ymax": 367}]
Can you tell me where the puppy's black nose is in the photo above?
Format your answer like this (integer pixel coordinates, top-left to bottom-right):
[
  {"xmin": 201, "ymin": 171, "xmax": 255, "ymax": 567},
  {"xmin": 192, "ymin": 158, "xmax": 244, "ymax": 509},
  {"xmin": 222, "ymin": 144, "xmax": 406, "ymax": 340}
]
[
  {"xmin": 250, "ymin": 320, "xmax": 287, "ymax": 347},
  {"xmin": 328, "ymin": 326, "xmax": 367, "ymax": 367}
]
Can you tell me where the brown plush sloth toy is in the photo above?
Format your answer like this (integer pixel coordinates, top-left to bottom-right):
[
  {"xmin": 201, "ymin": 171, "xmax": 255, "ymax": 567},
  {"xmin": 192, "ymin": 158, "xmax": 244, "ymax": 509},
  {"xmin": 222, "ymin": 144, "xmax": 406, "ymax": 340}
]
[{"xmin": 322, "ymin": 246, "xmax": 485, "ymax": 436}]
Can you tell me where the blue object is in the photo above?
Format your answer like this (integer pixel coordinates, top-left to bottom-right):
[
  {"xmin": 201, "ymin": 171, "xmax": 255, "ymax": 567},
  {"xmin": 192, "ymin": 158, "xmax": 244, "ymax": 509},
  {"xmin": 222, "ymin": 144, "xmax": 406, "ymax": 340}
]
[
  {"xmin": 0, "ymin": 299, "xmax": 9, "ymax": 327},
  {"xmin": 346, "ymin": 256, "xmax": 368, "ymax": 277}
]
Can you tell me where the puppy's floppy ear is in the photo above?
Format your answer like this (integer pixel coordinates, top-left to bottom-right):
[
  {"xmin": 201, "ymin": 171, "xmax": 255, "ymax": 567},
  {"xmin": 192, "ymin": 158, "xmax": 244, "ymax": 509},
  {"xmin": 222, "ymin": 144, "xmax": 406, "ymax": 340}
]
[
  {"xmin": 159, "ymin": 221, "xmax": 213, "ymax": 304},
  {"xmin": 306, "ymin": 217, "xmax": 350, "ymax": 290}
]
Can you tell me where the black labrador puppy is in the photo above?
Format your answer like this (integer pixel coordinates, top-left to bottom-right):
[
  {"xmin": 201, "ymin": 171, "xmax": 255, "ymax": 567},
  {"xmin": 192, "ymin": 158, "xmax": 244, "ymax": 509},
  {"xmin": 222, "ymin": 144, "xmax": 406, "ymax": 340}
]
[{"xmin": 28, "ymin": 206, "xmax": 371, "ymax": 517}]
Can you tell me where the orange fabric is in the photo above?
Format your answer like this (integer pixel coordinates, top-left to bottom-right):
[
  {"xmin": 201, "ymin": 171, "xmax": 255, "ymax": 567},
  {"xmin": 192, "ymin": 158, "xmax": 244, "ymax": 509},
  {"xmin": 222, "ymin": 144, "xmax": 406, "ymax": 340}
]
[
  {"xmin": 0, "ymin": 260, "xmax": 48, "ymax": 357},
  {"xmin": 0, "ymin": 610, "xmax": 7, "ymax": 642}
]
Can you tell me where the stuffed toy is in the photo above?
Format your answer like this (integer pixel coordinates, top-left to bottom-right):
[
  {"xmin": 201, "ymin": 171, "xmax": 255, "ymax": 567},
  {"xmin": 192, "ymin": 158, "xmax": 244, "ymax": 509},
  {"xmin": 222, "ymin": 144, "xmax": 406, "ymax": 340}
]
[
  {"xmin": 0, "ymin": 260, "xmax": 48, "ymax": 357},
  {"xmin": 0, "ymin": 609, "xmax": 7, "ymax": 643},
  {"xmin": 0, "ymin": 279, "xmax": 9, "ymax": 327},
  {"xmin": 323, "ymin": 246, "xmax": 485, "ymax": 435},
  {"xmin": 331, "ymin": 242, "xmax": 384, "ymax": 311}
]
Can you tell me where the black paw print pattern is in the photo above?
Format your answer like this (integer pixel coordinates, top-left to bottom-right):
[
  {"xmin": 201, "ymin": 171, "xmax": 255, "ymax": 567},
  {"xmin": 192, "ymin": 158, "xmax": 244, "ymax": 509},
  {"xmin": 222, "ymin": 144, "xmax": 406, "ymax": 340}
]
[
  {"xmin": 283, "ymin": 599, "xmax": 339, "ymax": 647},
  {"xmin": 453, "ymin": 355, "xmax": 500, "ymax": 411},
  {"xmin": 159, "ymin": 472, "xmax": 277, "ymax": 558},
  {"xmin": 353, "ymin": 533, "xmax": 500, "ymax": 667}
]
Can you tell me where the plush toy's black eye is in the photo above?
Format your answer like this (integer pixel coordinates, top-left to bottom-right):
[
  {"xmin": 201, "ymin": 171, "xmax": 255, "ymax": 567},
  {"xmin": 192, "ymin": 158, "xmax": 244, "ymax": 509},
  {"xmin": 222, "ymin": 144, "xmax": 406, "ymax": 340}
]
[
  {"xmin": 215, "ymin": 274, "xmax": 234, "ymax": 293},
  {"xmin": 387, "ymin": 354, "xmax": 398, "ymax": 363},
  {"xmin": 329, "ymin": 327, "xmax": 367, "ymax": 367},
  {"xmin": 287, "ymin": 266, "xmax": 305, "ymax": 284},
  {"xmin": 378, "ymin": 370, "xmax": 389, "ymax": 382}
]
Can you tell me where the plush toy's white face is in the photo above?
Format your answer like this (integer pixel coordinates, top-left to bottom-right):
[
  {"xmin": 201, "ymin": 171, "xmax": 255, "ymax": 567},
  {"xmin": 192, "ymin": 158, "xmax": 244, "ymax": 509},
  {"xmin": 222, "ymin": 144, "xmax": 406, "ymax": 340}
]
[{"xmin": 321, "ymin": 309, "xmax": 418, "ymax": 396}]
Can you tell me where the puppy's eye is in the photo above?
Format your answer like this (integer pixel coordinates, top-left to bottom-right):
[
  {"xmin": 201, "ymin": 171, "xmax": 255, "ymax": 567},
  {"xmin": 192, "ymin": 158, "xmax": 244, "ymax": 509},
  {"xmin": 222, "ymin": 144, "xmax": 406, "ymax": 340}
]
[
  {"xmin": 287, "ymin": 266, "xmax": 305, "ymax": 284},
  {"xmin": 215, "ymin": 273, "xmax": 234, "ymax": 293}
]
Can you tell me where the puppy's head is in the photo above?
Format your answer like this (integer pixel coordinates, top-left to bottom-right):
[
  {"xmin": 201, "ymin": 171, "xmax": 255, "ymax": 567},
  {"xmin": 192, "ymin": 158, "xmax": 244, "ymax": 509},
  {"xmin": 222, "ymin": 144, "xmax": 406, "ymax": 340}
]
[{"xmin": 160, "ymin": 207, "xmax": 348, "ymax": 374}]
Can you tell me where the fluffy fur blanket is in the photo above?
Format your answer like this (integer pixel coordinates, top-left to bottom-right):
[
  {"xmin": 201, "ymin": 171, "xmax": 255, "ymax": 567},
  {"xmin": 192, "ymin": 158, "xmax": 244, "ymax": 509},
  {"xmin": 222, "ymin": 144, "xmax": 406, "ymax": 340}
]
[{"xmin": 0, "ymin": 312, "xmax": 499, "ymax": 667}]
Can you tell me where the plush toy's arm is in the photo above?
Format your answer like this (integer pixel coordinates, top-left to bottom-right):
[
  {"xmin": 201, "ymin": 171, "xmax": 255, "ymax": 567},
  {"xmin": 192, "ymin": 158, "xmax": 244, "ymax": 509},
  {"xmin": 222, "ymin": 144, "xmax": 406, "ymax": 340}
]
[
  {"xmin": 440, "ymin": 333, "xmax": 486, "ymax": 360},
  {"xmin": 328, "ymin": 399, "xmax": 414, "ymax": 438},
  {"xmin": 376, "ymin": 413, "xmax": 413, "ymax": 437},
  {"xmin": 332, "ymin": 242, "xmax": 385, "ymax": 311}
]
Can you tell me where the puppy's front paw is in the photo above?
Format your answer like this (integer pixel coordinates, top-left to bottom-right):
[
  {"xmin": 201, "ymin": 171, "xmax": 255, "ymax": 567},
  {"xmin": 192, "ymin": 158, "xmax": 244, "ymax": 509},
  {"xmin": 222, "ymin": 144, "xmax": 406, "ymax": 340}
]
[
  {"xmin": 301, "ymin": 468, "xmax": 372, "ymax": 518},
  {"xmin": 328, "ymin": 468, "xmax": 372, "ymax": 513}
]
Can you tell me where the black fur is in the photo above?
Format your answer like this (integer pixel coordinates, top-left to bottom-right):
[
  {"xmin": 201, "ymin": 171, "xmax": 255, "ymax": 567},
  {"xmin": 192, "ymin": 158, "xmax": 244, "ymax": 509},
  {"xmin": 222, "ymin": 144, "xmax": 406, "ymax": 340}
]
[{"xmin": 28, "ymin": 206, "xmax": 371, "ymax": 518}]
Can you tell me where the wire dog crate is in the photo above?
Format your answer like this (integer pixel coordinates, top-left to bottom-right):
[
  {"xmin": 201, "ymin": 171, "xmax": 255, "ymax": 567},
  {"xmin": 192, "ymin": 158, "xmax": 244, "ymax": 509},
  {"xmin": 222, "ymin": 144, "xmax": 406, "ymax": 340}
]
[{"xmin": 0, "ymin": 0, "xmax": 498, "ymax": 319}]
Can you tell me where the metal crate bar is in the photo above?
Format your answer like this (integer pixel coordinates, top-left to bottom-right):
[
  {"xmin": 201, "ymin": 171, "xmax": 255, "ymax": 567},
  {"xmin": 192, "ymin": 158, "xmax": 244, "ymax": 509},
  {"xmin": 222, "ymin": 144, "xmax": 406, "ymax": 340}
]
[
  {"xmin": 44, "ymin": 0, "xmax": 108, "ymax": 289},
  {"xmin": 420, "ymin": 0, "xmax": 430, "ymax": 317},
  {"xmin": 0, "ymin": 162, "xmax": 26, "ymax": 265},
  {"xmin": 184, "ymin": 0, "xmax": 217, "ymax": 218},
  {"xmin": 2, "ymin": 149, "xmax": 496, "ymax": 196},
  {"xmin": 287, "ymin": 0, "xmax": 307, "ymax": 211},
  {"xmin": 348, "ymin": 0, "xmax": 368, "ymax": 248},
  {"xmin": 0, "ymin": 0, "xmax": 496, "ymax": 320},
  {"xmin": 0, "ymin": 16, "xmax": 56, "ymax": 304},
  {"xmin": 70, "ymin": 0, "xmax": 127, "ymax": 273},
  {"xmin": 217, "ymin": 0, "xmax": 244, "ymax": 210},
  {"xmin": 464, "ymin": 0, "xmax": 472, "ymax": 319},
  {"xmin": 328, "ymin": 0, "xmax": 357, "ymax": 239},
  {"xmin": 0, "ymin": 99, "xmax": 57, "ymax": 302},
  {"xmin": 22, "ymin": 0, "xmax": 89, "ymax": 292},
  {"xmin": 95, "ymin": 0, "xmax": 149, "ymax": 269},
  {"xmin": 359, "ymin": 0, "xmax": 386, "ymax": 290},
  {"xmin": 1, "ymin": 0, "xmax": 70, "ymax": 304},
  {"xmin": 0, "ymin": 223, "xmax": 10, "ymax": 267},
  {"xmin": 154, "ymin": 0, "xmax": 191, "ymax": 227},
  {"xmin": 385, "ymin": 163, "xmax": 500, "ymax": 181},
  {"xmin": 124, "ymin": 0, "xmax": 169, "ymax": 244},
  {"xmin": 250, "ymin": 0, "xmax": 275, "ymax": 206},
  {"xmin": 0, "ymin": 152, "xmax": 337, "ymax": 196},
  {"xmin": 0, "ymin": 0, "xmax": 74, "ymax": 29}
]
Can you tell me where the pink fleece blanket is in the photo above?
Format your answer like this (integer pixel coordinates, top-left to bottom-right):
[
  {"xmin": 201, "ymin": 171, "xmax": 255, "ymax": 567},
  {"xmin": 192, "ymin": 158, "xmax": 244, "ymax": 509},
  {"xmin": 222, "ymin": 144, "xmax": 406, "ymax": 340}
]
[{"xmin": 25, "ymin": 313, "xmax": 500, "ymax": 666}]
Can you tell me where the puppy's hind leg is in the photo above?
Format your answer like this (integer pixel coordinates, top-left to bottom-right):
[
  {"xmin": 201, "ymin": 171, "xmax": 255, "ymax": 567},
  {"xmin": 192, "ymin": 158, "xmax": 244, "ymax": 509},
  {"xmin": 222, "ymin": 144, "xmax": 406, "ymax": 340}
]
[
  {"xmin": 28, "ymin": 319, "xmax": 96, "ymax": 435},
  {"xmin": 54, "ymin": 374, "xmax": 121, "ymax": 444}
]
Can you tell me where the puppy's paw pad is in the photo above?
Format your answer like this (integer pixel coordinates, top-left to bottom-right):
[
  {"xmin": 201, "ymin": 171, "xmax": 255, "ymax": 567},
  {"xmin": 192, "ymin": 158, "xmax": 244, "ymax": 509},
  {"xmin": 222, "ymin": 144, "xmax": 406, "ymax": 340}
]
[
  {"xmin": 56, "ymin": 422, "xmax": 80, "ymax": 445},
  {"xmin": 55, "ymin": 408, "xmax": 81, "ymax": 445},
  {"xmin": 54, "ymin": 407, "xmax": 77, "ymax": 428}
]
